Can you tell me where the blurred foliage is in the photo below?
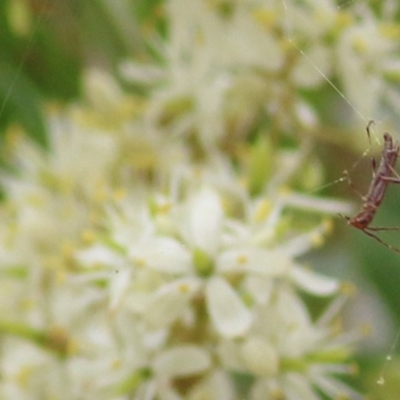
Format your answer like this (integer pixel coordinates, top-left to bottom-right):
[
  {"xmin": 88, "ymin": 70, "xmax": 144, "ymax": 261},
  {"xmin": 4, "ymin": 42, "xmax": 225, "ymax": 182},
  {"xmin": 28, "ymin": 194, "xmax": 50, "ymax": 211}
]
[
  {"xmin": 0, "ymin": 0, "xmax": 163, "ymax": 147},
  {"xmin": 0, "ymin": 0, "xmax": 80, "ymax": 146}
]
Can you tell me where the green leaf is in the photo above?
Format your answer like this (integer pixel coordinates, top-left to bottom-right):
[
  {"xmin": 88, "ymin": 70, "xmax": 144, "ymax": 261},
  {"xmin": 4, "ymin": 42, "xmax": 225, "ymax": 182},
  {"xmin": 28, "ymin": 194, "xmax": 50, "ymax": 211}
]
[
  {"xmin": 134, "ymin": 0, "xmax": 164, "ymax": 23},
  {"xmin": 0, "ymin": 60, "xmax": 48, "ymax": 147}
]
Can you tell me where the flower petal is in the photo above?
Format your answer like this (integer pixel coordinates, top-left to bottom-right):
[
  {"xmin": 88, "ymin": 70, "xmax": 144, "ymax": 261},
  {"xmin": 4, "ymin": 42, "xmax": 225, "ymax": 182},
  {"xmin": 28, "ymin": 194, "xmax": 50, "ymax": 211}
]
[
  {"xmin": 153, "ymin": 345, "xmax": 211, "ymax": 377},
  {"xmin": 240, "ymin": 336, "xmax": 279, "ymax": 377},
  {"xmin": 144, "ymin": 278, "xmax": 201, "ymax": 329},
  {"xmin": 132, "ymin": 237, "xmax": 193, "ymax": 274},
  {"xmin": 75, "ymin": 244, "xmax": 125, "ymax": 269},
  {"xmin": 184, "ymin": 187, "xmax": 223, "ymax": 255},
  {"xmin": 217, "ymin": 248, "xmax": 292, "ymax": 276},
  {"xmin": 291, "ymin": 267, "xmax": 339, "ymax": 296},
  {"xmin": 205, "ymin": 276, "xmax": 251, "ymax": 338}
]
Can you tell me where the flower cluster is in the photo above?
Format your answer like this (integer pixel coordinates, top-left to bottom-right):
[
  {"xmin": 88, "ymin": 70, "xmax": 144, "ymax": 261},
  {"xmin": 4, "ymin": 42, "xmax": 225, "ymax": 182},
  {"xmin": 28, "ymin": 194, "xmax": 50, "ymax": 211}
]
[
  {"xmin": 121, "ymin": 0, "xmax": 400, "ymax": 150},
  {"xmin": 1, "ymin": 0, "xmax": 398, "ymax": 399},
  {"xmin": 0, "ymin": 113, "xmax": 354, "ymax": 399}
]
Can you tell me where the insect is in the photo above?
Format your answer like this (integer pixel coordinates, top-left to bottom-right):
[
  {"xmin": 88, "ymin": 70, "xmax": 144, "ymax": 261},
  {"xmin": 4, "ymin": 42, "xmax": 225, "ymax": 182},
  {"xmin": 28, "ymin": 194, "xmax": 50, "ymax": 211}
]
[{"xmin": 343, "ymin": 121, "xmax": 400, "ymax": 254}]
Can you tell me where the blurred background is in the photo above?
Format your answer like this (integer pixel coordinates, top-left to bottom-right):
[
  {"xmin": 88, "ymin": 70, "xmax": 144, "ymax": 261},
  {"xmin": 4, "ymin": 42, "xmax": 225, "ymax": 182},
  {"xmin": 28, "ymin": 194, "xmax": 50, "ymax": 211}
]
[{"xmin": 1, "ymin": 0, "xmax": 400, "ymax": 398}]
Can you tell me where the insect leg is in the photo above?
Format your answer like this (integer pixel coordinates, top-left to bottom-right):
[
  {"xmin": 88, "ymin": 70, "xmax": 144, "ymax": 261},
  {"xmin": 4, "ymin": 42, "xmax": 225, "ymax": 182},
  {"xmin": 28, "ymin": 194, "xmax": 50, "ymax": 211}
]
[
  {"xmin": 366, "ymin": 120, "xmax": 377, "ymax": 172},
  {"xmin": 362, "ymin": 228, "xmax": 400, "ymax": 255},
  {"xmin": 366, "ymin": 226, "xmax": 400, "ymax": 231},
  {"xmin": 380, "ymin": 176, "xmax": 400, "ymax": 184},
  {"xmin": 343, "ymin": 170, "xmax": 365, "ymax": 199},
  {"xmin": 381, "ymin": 164, "xmax": 400, "ymax": 183}
]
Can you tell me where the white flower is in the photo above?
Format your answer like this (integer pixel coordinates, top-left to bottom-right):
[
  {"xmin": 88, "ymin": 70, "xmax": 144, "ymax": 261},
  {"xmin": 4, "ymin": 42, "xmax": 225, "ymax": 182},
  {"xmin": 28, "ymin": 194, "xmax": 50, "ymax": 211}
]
[
  {"xmin": 336, "ymin": 17, "xmax": 398, "ymax": 118},
  {"xmin": 72, "ymin": 172, "xmax": 354, "ymax": 397},
  {"xmin": 0, "ymin": 0, "xmax": 371, "ymax": 397},
  {"xmin": 152, "ymin": 345, "xmax": 211, "ymax": 378}
]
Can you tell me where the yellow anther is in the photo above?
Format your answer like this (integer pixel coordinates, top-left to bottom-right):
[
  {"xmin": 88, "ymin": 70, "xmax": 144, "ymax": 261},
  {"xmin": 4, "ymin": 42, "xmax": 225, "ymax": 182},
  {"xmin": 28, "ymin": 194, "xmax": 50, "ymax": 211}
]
[
  {"xmin": 340, "ymin": 282, "xmax": 357, "ymax": 296},
  {"xmin": 252, "ymin": 9, "xmax": 278, "ymax": 29},
  {"xmin": 352, "ymin": 36, "xmax": 369, "ymax": 54},
  {"xmin": 322, "ymin": 218, "xmax": 334, "ymax": 234},
  {"xmin": 113, "ymin": 187, "xmax": 127, "ymax": 201},
  {"xmin": 255, "ymin": 199, "xmax": 273, "ymax": 222},
  {"xmin": 335, "ymin": 11, "xmax": 353, "ymax": 30},
  {"xmin": 311, "ymin": 232, "xmax": 325, "ymax": 248},
  {"xmin": 81, "ymin": 229, "xmax": 96, "ymax": 244},
  {"xmin": 179, "ymin": 283, "xmax": 191, "ymax": 293},
  {"xmin": 380, "ymin": 23, "xmax": 400, "ymax": 39},
  {"xmin": 237, "ymin": 254, "xmax": 248, "ymax": 265},
  {"xmin": 135, "ymin": 257, "xmax": 147, "ymax": 267}
]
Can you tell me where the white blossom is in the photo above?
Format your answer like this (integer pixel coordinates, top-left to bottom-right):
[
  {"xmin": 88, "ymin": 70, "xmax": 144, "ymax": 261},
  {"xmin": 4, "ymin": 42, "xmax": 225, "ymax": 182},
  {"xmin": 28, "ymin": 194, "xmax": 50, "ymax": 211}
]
[{"xmin": 0, "ymin": 0, "xmax": 388, "ymax": 398}]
